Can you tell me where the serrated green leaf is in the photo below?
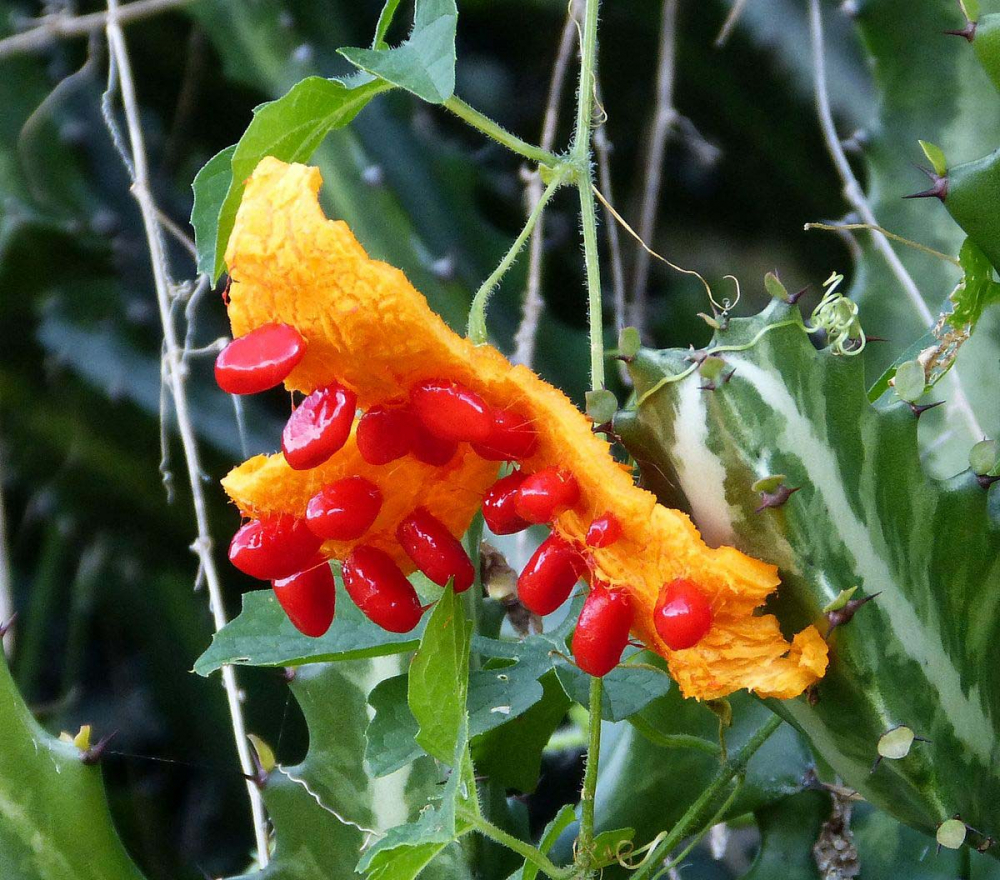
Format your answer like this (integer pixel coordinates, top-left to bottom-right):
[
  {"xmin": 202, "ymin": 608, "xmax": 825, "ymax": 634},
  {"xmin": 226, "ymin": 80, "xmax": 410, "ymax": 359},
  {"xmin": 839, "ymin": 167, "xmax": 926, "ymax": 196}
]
[
  {"xmin": 194, "ymin": 586, "xmax": 424, "ymax": 675},
  {"xmin": 620, "ymin": 302, "xmax": 1000, "ymax": 848},
  {"xmin": 0, "ymin": 655, "xmax": 147, "ymax": 880},
  {"xmin": 918, "ymin": 139, "xmax": 948, "ymax": 177},
  {"xmin": 191, "ymin": 75, "xmax": 389, "ymax": 281},
  {"xmin": 340, "ymin": 0, "xmax": 457, "ymax": 104},
  {"xmin": 949, "ymin": 237, "xmax": 1000, "ymax": 330},
  {"xmin": 409, "ymin": 585, "xmax": 470, "ymax": 762}
]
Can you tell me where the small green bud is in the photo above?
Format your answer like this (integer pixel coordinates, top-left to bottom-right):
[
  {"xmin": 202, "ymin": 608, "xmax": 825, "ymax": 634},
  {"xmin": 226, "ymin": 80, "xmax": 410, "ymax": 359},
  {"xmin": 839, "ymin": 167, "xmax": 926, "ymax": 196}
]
[
  {"xmin": 969, "ymin": 439, "xmax": 1000, "ymax": 476},
  {"xmin": 618, "ymin": 327, "xmax": 641, "ymax": 358},
  {"xmin": 751, "ymin": 475, "xmax": 786, "ymax": 495},
  {"xmin": 248, "ymin": 734, "xmax": 277, "ymax": 775},
  {"xmin": 937, "ymin": 819, "xmax": 968, "ymax": 850},
  {"xmin": 586, "ymin": 389, "xmax": 619, "ymax": 425},
  {"xmin": 877, "ymin": 726, "xmax": 915, "ymax": 760},
  {"xmin": 764, "ymin": 271, "xmax": 787, "ymax": 301},
  {"xmin": 822, "ymin": 586, "xmax": 858, "ymax": 614},
  {"xmin": 697, "ymin": 312, "xmax": 721, "ymax": 330},
  {"xmin": 706, "ymin": 698, "xmax": 733, "ymax": 729},
  {"xmin": 919, "ymin": 140, "xmax": 948, "ymax": 177},
  {"xmin": 892, "ymin": 360, "xmax": 927, "ymax": 403},
  {"xmin": 698, "ymin": 356, "xmax": 727, "ymax": 382}
]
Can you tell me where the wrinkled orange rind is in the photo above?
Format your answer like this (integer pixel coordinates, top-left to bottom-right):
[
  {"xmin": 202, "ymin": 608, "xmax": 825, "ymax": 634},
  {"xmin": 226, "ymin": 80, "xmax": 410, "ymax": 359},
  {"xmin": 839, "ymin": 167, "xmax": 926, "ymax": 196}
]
[{"xmin": 221, "ymin": 157, "xmax": 828, "ymax": 701}]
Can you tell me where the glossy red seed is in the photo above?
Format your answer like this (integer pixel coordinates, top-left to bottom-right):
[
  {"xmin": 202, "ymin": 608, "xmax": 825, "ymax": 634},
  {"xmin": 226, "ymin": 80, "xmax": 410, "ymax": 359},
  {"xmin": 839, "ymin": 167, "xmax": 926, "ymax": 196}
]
[
  {"xmin": 411, "ymin": 421, "xmax": 458, "ymax": 466},
  {"xmin": 514, "ymin": 467, "xmax": 581, "ymax": 523},
  {"xmin": 282, "ymin": 383, "xmax": 357, "ymax": 470},
  {"xmin": 214, "ymin": 323, "xmax": 306, "ymax": 395},
  {"xmin": 228, "ymin": 516, "xmax": 323, "ymax": 580},
  {"xmin": 586, "ymin": 512, "xmax": 623, "ymax": 548},
  {"xmin": 272, "ymin": 563, "xmax": 336, "ymax": 637},
  {"xmin": 356, "ymin": 405, "xmax": 414, "ymax": 465},
  {"xmin": 397, "ymin": 507, "xmax": 475, "ymax": 592},
  {"xmin": 654, "ymin": 578, "xmax": 714, "ymax": 650},
  {"xmin": 410, "ymin": 379, "xmax": 493, "ymax": 443},
  {"xmin": 341, "ymin": 546, "xmax": 423, "ymax": 633},
  {"xmin": 305, "ymin": 477, "xmax": 382, "ymax": 541},
  {"xmin": 482, "ymin": 472, "xmax": 532, "ymax": 535},
  {"xmin": 572, "ymin": 584, "xmax": 634, "ymax": 677},
  {"xmin": 472, "ymin": 408, "xmax": 539, "ymax": 461},
  {"xmin": 517, "ymin": 534, "xmax": 587, "ymax": 616}
]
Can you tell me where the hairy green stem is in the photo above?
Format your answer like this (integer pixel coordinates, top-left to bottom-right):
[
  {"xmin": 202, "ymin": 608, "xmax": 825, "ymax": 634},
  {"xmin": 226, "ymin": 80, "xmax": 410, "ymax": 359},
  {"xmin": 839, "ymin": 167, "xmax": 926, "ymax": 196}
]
[
  {"xmin": 629, "ymin": 715, "xmax": 782, "ymax": 880},
  {"xmin": 467, "ymin": 167, "xmax": 570, "ymax": 343},
  {"xmin": 457, "ymin": 808, "xmax": 573, "ymax": 880},
  {"xmin": 575, "ymin": 676, "xmax": 604, "ymax": 876},
  {"xmin": 445, "ymin": 95, "xmax": 562, "ymax": 167},
  {"xmin": 627, "ymin": 715, "xmax": 722, "ymax": 757}
]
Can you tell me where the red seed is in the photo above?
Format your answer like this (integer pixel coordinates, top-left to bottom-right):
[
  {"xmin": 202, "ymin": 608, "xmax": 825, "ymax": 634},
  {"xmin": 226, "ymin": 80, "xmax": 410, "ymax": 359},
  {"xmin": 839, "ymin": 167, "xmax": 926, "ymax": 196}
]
[
  {"xmin": 397, "ymin": 507, "xmax": 474, "ymax": 593},
  {"xmin": 514, "ymin": 467, "xmax": 581, "ymax": 523},
  {"xmin": 341, "ymin": 546, "xmax": 423, "ymax": 633},
  {"xmin": 410, "ymin": 379, "xmax": 492, "ymax": 443},
  {"xmin": 472, "ymin": 408, "xmax": 539, "ymax": 461},
  {"xmin": 214, "ymin": 323, "xmax": 306, "ymax": 395},
  {"xmin": 272, "ymin": 563, "xmax": 336, "ymax": 637},
  {"xmin": 411, "ymin": 421, "xmax": 458, "ymax": 466},
  {"xmin": 357, "ymin": 405, "xmax": 414, "ymax": 465},
  {"xmin": 228, "ymin": 516, "xmax": 322, "ymax": 580},
  {"xmin": 586, "ymin": 512, "xmax": 623, "ymax": 548},
  {"xmin": 483, "ymin": 472, "xmax": 532, "ymax": 535},
  {"xmin": 517, "ymin": 534, "xmax": 587, "ymax": 616},
  {"xmin": 305, "ymin": 477, "xmax": 382, "ymax": 541},
  {"xmin": 654, "ymin": 578, "xmax": 714, "ymax": 650},
  {"xmin": 282, "ymin": 383, "xmax": 357, "ymax": 470},
  {"xmin": 572, "ymin": 584, "xmax": 633, "ymax": 677}
]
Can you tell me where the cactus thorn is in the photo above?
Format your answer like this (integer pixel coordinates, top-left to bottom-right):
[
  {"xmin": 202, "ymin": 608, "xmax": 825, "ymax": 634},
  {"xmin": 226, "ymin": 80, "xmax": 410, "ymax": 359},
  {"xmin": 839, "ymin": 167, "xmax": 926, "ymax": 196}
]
[
  {"xmin": 722, "ymin": 367, "xmax": 736, "ymax": 384},
  {"xmin": 908, "ymin": 399, "xmax": 945, "ymax": 418},
  {"xmin": 0, "ymin": 612, "xmax": 18, "ymax": 640},
  {"xmin": 977, "ymin": 473, "xmax": 1000, "ymax": 489},
  {"xmin": 81, "ymin": 730, "xmax": 118, "ymax": 766},
  {"xmin": 591, "ymin": 421, "xmax": 621, "ymax": 443},
  {"xmin": 685, "ymin": 348, "xmax": 709, "ymax": 365},
  {"xmin": 944, "ymin": 21, "xmax": 977, "ymax": 41},
  {"xmin": 903, "ymin": 171, "xmax": 949, "ymax": 202},
  {"xmin": 754, "ymin": 484, "xmax": 800, "ymax": 513},
  {"xmin": 864, "ymin": 335, "xmax": 888, "ymax": 344},
  {"xmin": 787, "ymin": 286, "xmax": 808, "ymax": 305},
  {"xmin": 827, "ymin": 592, "xmax": 881, "ymax": 636}
]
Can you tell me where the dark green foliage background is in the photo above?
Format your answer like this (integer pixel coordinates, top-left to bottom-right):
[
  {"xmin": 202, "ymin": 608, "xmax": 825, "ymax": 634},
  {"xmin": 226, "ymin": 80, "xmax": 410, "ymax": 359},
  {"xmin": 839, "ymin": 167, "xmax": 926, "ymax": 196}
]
[{"xmin": 2, "ymin": 0, "xmax": 989, "ymax": 878}]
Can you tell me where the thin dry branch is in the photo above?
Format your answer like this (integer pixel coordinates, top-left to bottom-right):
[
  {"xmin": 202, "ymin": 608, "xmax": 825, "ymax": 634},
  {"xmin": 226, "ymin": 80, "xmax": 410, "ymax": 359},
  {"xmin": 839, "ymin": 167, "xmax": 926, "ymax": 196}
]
[
  {"xmin": 631, "ymin": 0, "xmax": 678, "ymax": 338},
  {"xmin": 808, "ymin": 0, "xmax": 983, "ymax": 441},
  {"xmin": 512, "ymin": 2, "xmax": 579, "ymax": 367},
  {"xmin": 0, "ymin": 0, "xmax": 193, "ymax": 59},
  {"xmin": 102, "ymin": 0, "xmax": 270, "ymax": 865}
]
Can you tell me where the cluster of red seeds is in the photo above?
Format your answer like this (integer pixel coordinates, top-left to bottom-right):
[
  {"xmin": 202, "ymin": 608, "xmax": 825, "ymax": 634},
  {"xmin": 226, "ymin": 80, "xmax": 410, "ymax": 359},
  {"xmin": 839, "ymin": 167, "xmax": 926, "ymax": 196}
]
[{"xmin": 215, "ymin": 322, "xmax": 715, "ymax": 676}]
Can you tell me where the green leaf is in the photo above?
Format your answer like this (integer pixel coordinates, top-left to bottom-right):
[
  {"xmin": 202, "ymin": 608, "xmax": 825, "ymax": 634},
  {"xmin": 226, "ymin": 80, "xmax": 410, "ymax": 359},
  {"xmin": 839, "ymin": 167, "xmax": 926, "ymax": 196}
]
[
  {"xmin": 618, "ymin": 327, "xmax": 642, "ymax": 358},
  {"xmin": 949, "ymin": 237, "xmax": 1000, "ymax": 329},
  {"xmin": 409, "ymin": 585, "xmax": 470, "ymax": 762},
  {"xmin": 739, "ymin": 791, "xmax": 829, "ymax": 880},
  {"xmin": 556, "ymin": 650, "xmax": 671, "ymax": 722},
  {"xmin": 191, "ymin": 75, "xmax": 389, "ymax": 281},
  {"xmin": 509, "ymin": 805, "xmax": 575, "ymax": 880},
  {"xmin": 764, "ymin": 271, "xmax": 788, "ymax": 302},
  {"xmin": 366, "ymin": 674, "xmax": 423, "ymax": 777},
  {"xmin": 620, "ymin": 301, "xmax": 1000, "ymax": 849},
  {"xmin": 339, "ymin": 0, "xmax": 458, "ymax": 104},
  {"xmin": 373, "ymin": 0, "xmax": 403, "ymax": 49},
  {"xmin": 194, "ymin": 586, "xmax": 424, "ymax": 675},
  {"xmin": 590, "ymin": 827, "xmax": 635, "ymax": 870},
  {"xmin": 918, "ymin": 139, "xmax": 948, "ymax": 177},
  {"xmin": 970, "ymin": 438, "xmax": 1000, "ymax": 476},
  {"xmin": 190, "ymin": 145, "xmax": 236, "ymax": 278},
  {"xmin": 472, "ymin": 670, "xmax": 571, "ymax": 793},
  {"xmin": 0, "ymin": 654, "xmax": 147, "ymax": 880},
  {"xmin": 963, "ymin": 0, "xmax": 983, "ymax": 23}
]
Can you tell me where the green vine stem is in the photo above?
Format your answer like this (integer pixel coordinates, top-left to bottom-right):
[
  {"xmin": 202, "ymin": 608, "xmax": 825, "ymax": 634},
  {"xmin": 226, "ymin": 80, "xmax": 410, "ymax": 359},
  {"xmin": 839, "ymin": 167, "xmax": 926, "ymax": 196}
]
[
  {"xmin": 444, "ymin": 95, "xmax": 562, "ymax": 168},
  {"xmin": 456, "ymin": 808, "xmax": 573, "ymax": 880},
  {"xmin": 575, "ymin": 675, "xmax": 604, "ymax": 877},
  {"xmin": 628, "ymin": 715, "xmax": 782, "ymax": 880}
]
